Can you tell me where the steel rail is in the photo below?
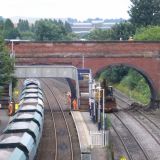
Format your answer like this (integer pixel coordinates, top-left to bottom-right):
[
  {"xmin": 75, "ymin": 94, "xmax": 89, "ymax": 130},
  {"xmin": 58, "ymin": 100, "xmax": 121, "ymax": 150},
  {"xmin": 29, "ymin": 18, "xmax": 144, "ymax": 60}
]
[
  {"xmin": 40, "ymin": 80, "xmax": 58, "ymax": 160},
  {"xmin": 114, "ymin": 113, "xmax": 151, "ymax": 160},
  {"xmin": 110, "ymin": 123, "xmax": 133, "ymax": 160},
  {"xmin": 115, "ymin": 91, "xmax": 160, "ymax": 145},
  {"xmin": 42, "ymin": 79, "xmax": 74, "ymax": 160}
]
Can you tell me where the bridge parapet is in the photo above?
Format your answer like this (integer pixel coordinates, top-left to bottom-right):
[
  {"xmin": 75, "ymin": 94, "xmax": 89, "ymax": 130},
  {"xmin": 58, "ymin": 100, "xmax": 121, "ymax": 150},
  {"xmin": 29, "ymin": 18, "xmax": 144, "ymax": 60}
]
[{"xmin": 6, "ymin": 41, "xmax": 160, "ymax": 108}]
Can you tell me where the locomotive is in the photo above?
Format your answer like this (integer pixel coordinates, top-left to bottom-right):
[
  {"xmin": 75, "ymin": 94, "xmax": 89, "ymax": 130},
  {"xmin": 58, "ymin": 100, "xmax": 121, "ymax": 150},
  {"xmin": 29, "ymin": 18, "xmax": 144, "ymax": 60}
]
[{"xmin": 100, "ymin": 79, "xmax": 117, "ymax": 112}]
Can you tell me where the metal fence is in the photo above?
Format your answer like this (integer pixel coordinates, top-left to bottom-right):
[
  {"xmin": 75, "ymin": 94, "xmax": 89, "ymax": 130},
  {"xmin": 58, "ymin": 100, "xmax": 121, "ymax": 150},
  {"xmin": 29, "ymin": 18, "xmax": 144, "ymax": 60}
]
[{"xmin": 90, "ymin": 130, "xmax": 109, "ymax": 147}]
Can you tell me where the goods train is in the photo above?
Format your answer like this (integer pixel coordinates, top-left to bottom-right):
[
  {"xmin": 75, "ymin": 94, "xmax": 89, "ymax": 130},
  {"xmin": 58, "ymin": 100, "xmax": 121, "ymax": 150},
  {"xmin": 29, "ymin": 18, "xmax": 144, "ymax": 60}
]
[
  {"xmin": 0, "ymin": 79, "xmax": 44, "ymax": 160},
  {"xmin": 100, "ymin": 78, "xmax": 117, "ymax": 112}
]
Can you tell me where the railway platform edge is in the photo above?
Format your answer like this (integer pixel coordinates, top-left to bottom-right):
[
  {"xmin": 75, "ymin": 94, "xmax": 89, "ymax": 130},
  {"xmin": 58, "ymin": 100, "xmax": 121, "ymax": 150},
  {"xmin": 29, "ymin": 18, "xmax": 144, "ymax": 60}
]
[{"xmin": 71, "ymin": 111, "xmax": 108, "ymax": 160}]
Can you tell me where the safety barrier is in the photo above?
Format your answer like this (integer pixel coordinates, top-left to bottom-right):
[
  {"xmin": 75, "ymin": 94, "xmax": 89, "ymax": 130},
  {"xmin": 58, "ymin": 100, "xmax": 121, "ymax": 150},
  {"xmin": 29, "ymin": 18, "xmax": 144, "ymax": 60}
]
[{"xmin": 90, "ymin": 130, "xmax": 109, "ymax": 147}]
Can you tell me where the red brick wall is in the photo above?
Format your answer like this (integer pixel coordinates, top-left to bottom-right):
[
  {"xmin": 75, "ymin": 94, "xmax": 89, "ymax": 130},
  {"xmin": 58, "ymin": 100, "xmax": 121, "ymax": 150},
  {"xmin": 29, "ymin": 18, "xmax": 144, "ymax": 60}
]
[{"xmin": 6, "ymin": 41, "xmax": 160, "ymax": 98}]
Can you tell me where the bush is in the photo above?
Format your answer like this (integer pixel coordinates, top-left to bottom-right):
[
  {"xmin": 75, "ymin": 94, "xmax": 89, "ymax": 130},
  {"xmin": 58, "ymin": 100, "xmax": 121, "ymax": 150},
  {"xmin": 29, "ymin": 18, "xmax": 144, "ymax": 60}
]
[{"xmin": 134, "ymin": 26, "xmax": 160, "ymax": 40}]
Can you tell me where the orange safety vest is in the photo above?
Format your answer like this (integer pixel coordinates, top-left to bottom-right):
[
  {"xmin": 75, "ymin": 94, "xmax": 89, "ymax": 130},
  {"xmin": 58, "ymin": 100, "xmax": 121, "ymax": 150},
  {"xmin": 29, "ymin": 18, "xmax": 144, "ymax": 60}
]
[
  {"xmin": 72, "ymin": 99, "xmax": 77, "ymax": 110},
  {"xmin": 8, "ymin": 102, "xmax": 14, "ymax": 116}
]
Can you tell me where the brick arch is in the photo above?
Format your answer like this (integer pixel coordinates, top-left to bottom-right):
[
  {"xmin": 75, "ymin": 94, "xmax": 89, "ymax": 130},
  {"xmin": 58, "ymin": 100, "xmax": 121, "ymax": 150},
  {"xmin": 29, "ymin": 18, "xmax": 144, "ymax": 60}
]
[
  {"xmin": 94, "ymin": 63, "xmax": 156, "ymax": 103},
  {"xmin": 6, "ymin": 41, "xmax": 160, "ymax": 107}
]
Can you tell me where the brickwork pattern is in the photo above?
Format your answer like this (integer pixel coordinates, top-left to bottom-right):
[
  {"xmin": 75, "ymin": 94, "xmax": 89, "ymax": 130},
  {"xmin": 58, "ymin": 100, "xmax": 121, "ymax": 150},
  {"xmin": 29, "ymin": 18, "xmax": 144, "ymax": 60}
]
[{"xmin": 6, "ymin": 41, "xmax": 160, "ymax": 98}]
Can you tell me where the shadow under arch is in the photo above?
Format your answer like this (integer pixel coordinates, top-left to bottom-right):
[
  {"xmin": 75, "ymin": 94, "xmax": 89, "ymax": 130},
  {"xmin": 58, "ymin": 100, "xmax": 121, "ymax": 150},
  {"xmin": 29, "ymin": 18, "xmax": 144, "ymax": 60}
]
[{"xmin": 95, "ymin": 63, "xmax": 157, "ymax": 106}]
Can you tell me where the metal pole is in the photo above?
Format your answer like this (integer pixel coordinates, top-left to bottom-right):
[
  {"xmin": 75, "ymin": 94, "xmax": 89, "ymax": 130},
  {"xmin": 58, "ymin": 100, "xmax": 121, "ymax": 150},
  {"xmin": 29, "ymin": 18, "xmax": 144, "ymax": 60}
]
[
  {"xmin": 102, "ymin": 88, "xmax": 105, "ymax": 146},
  {"xmin": 9, "ymin": 81, "xmax": 12, "ymax": 101},
  {"xmin": 11, "ymin": 40, "xmax": 13, "ymax": 56},
  {"xmin": 82, "ymin": 54, "xmax": 84, "ymax": 68},
  {"xmin": 75, "ymin": 69, "xmax": 80, "ymax": 109},
  {"xmin": 89, "ymin": 72, "xmax": 92, "ymax": 115},
  {"xmin": 93, "ymin": 87, "xmax": 96, "ymax": 122},
  {"xmin": 98, "ymin": 83, "xmax": 101, "ymax": 130},
  {"xmin": 9, "ymin": 40, "xmax": 14, "ymax": 102},
  {"xmin": 102, "ymin": 89, "xmax": 105, "ymax": 130}
]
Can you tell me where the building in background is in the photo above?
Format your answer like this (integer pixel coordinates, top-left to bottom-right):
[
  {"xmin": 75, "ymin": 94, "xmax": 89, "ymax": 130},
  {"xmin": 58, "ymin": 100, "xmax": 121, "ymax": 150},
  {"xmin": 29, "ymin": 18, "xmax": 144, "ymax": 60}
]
[{"xmin": 71, "ymin": 20, "xmax": 117, "ymax": 36}]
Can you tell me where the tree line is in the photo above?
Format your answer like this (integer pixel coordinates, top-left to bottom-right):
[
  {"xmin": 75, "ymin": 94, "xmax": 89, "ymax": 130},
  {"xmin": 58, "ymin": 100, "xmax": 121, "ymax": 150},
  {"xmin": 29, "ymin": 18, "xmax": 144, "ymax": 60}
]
[{"xmin": 0, "ymin": 18, "xmax": 78, "ymax": 41}]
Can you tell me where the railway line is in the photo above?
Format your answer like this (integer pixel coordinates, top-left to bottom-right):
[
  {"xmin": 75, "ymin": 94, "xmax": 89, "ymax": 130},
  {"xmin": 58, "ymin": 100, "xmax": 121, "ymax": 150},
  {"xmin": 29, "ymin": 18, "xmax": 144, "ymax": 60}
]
[
  {"xmin": 109, "ymin": 113, "xmax": 150, "ymax": 160},
  {"xmin": 111, "ymin": 90, "xmax": 160, "ymax": 160},
  {"xmin": 10, "ymin": 78, "xmax": 160, "ymax": 160},
  {"xmin": 109, "ymin": 126, "xmax": 130, "ymax": 160},
  {"xmin": 35, "ymin": 78, "xmax": 80, "ymax": 160}
]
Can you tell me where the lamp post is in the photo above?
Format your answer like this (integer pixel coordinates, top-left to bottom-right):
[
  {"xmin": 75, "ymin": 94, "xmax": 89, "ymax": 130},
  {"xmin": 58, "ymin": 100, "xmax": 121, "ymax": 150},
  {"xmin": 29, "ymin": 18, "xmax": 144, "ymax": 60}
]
[
  {"xmin": 97, "ymin": 83, "xmax": 101, "ymax": 130},
  {"xmin": 102, "ymin": 88, "xmax": 105, "ymax": 131},
  {"xmin": 10, "ymin": 39, "xmax": 15, "ymax": 58}
]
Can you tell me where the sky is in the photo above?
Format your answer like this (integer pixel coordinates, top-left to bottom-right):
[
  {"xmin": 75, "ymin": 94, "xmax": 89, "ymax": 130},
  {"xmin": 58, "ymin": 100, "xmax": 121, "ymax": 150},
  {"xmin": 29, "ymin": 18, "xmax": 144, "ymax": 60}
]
[{"xmin": 1, "ymin": 0, "xmax": 131, "ymax": 21}]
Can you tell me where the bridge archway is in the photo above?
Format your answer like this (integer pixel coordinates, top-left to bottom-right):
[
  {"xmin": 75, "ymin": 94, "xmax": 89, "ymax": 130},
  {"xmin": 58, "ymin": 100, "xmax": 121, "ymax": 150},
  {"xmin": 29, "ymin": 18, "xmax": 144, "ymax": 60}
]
[
  {"xmin": 95, "ymin": 63, "xmax": 157, "ymax": 107},
  {"xmin": 14, "ymin": 65, "xmax": 80, "ymax": 103}
]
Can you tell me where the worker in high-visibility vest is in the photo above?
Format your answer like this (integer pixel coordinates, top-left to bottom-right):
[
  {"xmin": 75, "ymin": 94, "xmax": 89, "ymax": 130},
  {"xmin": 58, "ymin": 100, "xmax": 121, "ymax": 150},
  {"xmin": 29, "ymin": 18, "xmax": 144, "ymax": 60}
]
[
  {"xmin": 66, "ymin": 91, "xmax": 71, "ymax": 104},
  {"xmin": 72, "ymin": 99, "xmax": 77, "ymax": 110},
  {"xmin": 8, "ymin": 101, "xmax": 15, "ymax": 116}
]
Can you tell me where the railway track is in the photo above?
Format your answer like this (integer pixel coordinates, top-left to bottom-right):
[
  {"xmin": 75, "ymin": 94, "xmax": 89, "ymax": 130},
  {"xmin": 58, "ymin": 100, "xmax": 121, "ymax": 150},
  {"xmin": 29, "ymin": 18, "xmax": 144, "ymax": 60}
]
[
  {"xmin": 115, "ymin": 90, "xmax": 160, "ymax": 139},
  {"xmin": 47, "ymin": 78, "xmax": 81, "ymax": 160},
  {"xmin": 109, "ymin": 113, "xmax": 150, "ymax": 160},
  {"xmin": 50, "ymin": 78, "xmax": 71, "ymax": 109},
  {"xmin": 48, "ymin": 78, "xmax": 81, "ymax": 159},
  {"xmin": 112, "ymin": 90, "xmax": 160, "ymax": 160},
  {"xmin": 35, "ymin": 80, "xmax": 57, "ymax": 160},
  {"xmin": 36, "ymin": 78, "xmax": 80, "ymax": 160},
  {"xmin": 110, "ymin": 126, "xmax": 132, "ymax": 160}
]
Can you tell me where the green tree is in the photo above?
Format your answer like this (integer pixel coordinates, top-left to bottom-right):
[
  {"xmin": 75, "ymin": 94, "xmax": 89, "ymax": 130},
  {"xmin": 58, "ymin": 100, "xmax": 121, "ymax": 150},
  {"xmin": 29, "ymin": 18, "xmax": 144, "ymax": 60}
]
[
  {"xmin": 0, "ymin": 18, "xmax": 4, "ymax": 37},
  {"xmin": 129, "ymin": 0, "xmax": 160, "ymax": 27},
  {"xmin": 121, "ymin": 69, "xmax": 142, "ymax": 90},
  {"xmin": 20, "ymin": 31, "xmax": 35, "ymax": 40},
  {"xmin": 99, "ymin": 66, "xmax": 129, "ymax": 84},
  {"xmin": 64, "ymin": 32, "xmax": 80, "ymax": 40},
  {"xmin": 0, "ymin": 37, "xmax": 14, "ymax": 86},
  {"xmin": 0, "ymin": 18, "xmax": 4, "ymax": 30},
  {"xmin": 34, "ymin": 19, "xmax": 73, "ymax": 41},
  {"xmin": 2, "ymin": 19, "xmax": 20, "ymax": 39},
  {"xmin": 4, "ymin": 18, "xmax": 14, "ymax": 30},
  {"xmin": 3, "ymin": 28, "xmax": 20, "ymax": 39},
  {"xmin": 85, "ymin": 29, "xmax": 113, "ymax": 40},
  {"xmin": 85, "ymin": 22, "xmax": 135, "ymax": 40},
  {"xmin": 17, "ymin": 19, "xmax": 30, "ymax": 32},
  {"xmin": 134, "ymin": 26, "xmax": 160, "ymax": 40},
  {"xmin": 111, "ymin": 22, "xmax": 136, "ymax": 40},
  {"xmin": 64, "ymin": 21, "xmax": 72, "ymax": 33}
]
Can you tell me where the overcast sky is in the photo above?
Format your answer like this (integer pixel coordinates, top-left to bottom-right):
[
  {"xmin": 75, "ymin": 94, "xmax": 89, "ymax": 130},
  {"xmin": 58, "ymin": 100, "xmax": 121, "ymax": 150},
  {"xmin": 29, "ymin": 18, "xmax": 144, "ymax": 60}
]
[{"xmin": 1, "ymin": 0, "xmax": 131, "ymax": 20}]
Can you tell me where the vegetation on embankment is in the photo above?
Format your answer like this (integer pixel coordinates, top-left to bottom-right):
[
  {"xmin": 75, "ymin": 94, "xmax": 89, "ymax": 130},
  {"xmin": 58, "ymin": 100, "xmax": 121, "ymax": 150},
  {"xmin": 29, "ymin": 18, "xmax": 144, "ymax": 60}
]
[
  {"xmin": 99, "ymin": 66, "xmax": 151, "ymax": 105},
  {"xmin": 0, "ymin": 37, "xmax": 16, "ymax": 96}
]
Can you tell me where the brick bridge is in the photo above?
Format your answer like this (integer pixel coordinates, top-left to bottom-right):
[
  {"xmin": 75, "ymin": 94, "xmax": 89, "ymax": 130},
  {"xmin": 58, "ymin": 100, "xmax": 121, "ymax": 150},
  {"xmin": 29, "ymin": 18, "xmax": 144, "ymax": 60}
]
[{"xmin": 6, "ymin": 41, "xmax": 160, "ymax": 106}]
